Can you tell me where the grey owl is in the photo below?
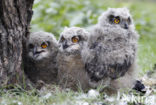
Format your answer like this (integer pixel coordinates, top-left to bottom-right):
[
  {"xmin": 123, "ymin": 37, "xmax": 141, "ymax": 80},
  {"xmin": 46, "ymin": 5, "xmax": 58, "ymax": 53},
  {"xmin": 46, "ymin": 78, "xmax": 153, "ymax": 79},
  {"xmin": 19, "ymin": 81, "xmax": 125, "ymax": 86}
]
[
  {"xmin": 81, "ymin": 7, "xmax": 139, "ymax": 91},
  {"xmin": 25, "ymin": 31, "xmax": 58, "ymax": 85},
  {"xmin": 57, "ymin": 27, "xmax": 90, "ymax": 91}
]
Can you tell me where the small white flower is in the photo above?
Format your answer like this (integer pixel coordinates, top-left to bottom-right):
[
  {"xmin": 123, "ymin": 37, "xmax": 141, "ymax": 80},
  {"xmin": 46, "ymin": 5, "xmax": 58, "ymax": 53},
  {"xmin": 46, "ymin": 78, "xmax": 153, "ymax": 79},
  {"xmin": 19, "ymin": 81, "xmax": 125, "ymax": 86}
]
[
  {"xmin": 88, "ymin": 89, "xmax": 100, "ymax": 98},
  {"xmin": 82, "ymin": 102, "xmax": 89, "ymax": 105},
  {"xmin": 76, "ymin": 101, "xmax": 89, "ymax": 105},
  {"xmin": 12, "ymin": 100, "xmax": 23, "ymax": 105},
  {"xmin": 43, "ymin": 93, "xmax": 52, "ymax": 99}
]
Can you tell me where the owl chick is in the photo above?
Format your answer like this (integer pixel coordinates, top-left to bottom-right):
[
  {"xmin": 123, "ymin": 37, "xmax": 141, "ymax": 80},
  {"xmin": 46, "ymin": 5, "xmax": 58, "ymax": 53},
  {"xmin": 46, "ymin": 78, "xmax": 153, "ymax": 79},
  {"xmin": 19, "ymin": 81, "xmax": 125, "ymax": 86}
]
[
  {"xmin": 57, "ymin": 27, "xmax": 90, "ymax": 91},
  {"xmin": 81, "ymin": 7, "xmax": 139, "ymax": 92},
  {"xmin": 24, "ymin": 31, "xmax": 58, "ymax": 85}
]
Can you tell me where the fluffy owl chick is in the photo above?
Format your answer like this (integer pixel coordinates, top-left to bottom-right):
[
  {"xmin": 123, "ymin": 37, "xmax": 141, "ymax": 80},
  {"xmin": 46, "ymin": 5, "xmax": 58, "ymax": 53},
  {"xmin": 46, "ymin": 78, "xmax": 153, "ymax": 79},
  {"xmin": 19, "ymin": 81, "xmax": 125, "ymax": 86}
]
[
  {"xmin": 25, "ymin": 31, "xmax": 58, "ymax": 85},
  {"xmin": 57, "ymin": 27, "xmax": 90, "ymax": 91},
  {"xmin": 81, "ymin": 7, "xmax": 139, "ymax": 92}
]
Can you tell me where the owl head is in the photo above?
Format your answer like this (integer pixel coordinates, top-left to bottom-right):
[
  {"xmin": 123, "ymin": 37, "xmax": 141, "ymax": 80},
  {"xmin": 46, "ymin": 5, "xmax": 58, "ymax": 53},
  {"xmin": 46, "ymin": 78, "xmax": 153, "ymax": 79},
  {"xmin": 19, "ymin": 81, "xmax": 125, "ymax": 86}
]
[
  {"xmin": 27, "ymin": 31, "xmax": 58, "ymax": 62},
  {"xmin": 58, "ymin": 27, "xmax": 90, "ymax": 53},
  {"xmin": 98, "ymin": 7, "xmax": 134, "ymax": 30}
]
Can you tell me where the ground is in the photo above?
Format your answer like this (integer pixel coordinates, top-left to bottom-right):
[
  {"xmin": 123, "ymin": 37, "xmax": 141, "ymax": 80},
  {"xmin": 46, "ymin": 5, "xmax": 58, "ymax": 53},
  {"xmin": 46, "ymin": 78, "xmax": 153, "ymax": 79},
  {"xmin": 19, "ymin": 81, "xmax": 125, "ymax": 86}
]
[{"xmin": 0, "ymin": 0, "xmax": 156, "ymax": 105}]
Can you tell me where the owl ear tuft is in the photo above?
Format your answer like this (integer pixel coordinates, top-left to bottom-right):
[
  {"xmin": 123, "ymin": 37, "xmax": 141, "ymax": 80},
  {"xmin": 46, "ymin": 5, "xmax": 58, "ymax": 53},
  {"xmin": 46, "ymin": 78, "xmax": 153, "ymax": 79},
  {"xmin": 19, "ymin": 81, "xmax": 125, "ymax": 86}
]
[
  {"xmin": 122, "ymin": 7, "xmax": 129, "ymax": 12},
  {"xmin": 107, "ymin": 8, "xmax": 115, "ymax": 14}
]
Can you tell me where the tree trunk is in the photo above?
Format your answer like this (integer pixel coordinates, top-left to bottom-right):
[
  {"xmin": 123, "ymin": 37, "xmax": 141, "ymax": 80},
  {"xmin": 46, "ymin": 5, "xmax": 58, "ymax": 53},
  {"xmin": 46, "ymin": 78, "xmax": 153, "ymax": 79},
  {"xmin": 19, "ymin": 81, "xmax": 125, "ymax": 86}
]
[{"xmin": 0, "ymin": 0, "xmax": 34, "ymax": 88}]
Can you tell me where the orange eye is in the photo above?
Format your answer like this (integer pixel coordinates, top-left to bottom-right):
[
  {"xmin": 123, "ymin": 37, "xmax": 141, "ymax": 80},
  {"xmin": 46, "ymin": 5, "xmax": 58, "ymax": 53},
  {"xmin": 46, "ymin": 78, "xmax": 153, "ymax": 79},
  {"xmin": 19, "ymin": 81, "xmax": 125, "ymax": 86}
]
[
  {"xmin": 61, "ymin": 37, "xmax": 65, "ymax": 42},
  {"xmin": 72, "ymin": 37, "xmax": 79, "ymax": 43},
  {"xmin": 114, "ymin": 19, "xmax": 120, "ymax": 24},
  {"xmin": 41, "ymin": 43, "xmax": 48, "ymax": 48}
]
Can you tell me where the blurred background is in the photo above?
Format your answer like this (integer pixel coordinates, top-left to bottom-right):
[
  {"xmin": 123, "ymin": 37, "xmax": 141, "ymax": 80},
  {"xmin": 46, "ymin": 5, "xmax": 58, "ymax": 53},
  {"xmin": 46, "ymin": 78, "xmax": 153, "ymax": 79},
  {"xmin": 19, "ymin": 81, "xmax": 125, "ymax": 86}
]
[{"xmin": 31, "ymin": 0, "xmax": 156, "ymax": 76}]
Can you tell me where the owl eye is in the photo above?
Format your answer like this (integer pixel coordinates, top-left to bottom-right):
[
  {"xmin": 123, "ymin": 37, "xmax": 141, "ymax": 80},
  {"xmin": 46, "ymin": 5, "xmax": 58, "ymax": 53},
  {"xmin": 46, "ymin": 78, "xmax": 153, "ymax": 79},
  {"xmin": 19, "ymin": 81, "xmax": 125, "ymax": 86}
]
[
  {"xmin": 114, "ymin": 18, "xmax": 120, "ymax": 24},
  {"xmin": 60, "ymin": 37, "xmax": 65, "ymax": 42},
  {"xmin": 109, "ymin": 15, "xmax": 114, "ymax": 22},
  {"xmin": 72, "ymin": 36, "xmax": 79, "ymax": 43},
  {"xmin": 41, "ymin": 43, "xmax": 48, "ymax": 48}
]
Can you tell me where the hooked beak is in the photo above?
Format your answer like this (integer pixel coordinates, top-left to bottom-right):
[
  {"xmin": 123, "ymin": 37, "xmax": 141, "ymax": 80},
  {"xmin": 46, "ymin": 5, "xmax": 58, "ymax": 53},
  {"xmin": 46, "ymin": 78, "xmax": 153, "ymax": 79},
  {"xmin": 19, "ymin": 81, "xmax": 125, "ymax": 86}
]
[
  {"xmin": 33, "ymin": 47, "xmax": 37, "ymax": 55},
  {"xmin": 33, "ymin": 47, "xmax": 42, "ymax": 55},
  {"xmin": 63, "ymin": 41, "xmax": 69, "ymax": 49},
  {"xmin": 124, "ymin": 23, "xmax": 129, "ymax": 29}
]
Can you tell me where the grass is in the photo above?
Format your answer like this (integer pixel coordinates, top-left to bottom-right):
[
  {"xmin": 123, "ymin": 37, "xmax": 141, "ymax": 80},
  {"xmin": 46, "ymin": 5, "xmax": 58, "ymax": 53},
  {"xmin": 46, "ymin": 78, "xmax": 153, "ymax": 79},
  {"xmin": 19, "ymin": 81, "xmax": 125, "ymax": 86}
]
[
  {"xmin": 0, "ymin": 85, "xmax": 155, "ymax": 105},
  {"xmin": 1, "ymin": 0, "xmax": 156, "ymax": 105}
]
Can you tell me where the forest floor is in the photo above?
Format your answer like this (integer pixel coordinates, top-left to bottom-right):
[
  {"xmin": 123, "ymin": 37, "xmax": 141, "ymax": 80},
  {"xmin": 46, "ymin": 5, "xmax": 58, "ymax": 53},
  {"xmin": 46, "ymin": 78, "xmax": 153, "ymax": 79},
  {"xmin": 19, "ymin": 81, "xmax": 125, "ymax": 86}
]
[{"xmin": 0, "ymin": 72, "xmax": 155, "ymax": 105}]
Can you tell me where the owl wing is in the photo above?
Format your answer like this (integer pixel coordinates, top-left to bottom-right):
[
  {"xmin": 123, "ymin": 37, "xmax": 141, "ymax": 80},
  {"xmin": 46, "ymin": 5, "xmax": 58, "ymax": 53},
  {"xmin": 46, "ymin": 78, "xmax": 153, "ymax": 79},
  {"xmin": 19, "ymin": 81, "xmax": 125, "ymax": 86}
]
[
  {"xmin": 24, "ymin": 57, "xmax": 39, "ymax": 83},
  {"xmin": 84, "ymin": 27, "xmax": 136, "ymax": 82},
  {"xmin": 85, "ymin": 41, "xmax": 134, "ymax": 82},
  {"xmin": 84, "ymin": 39, "xmax": 108, "ymax": 82}
]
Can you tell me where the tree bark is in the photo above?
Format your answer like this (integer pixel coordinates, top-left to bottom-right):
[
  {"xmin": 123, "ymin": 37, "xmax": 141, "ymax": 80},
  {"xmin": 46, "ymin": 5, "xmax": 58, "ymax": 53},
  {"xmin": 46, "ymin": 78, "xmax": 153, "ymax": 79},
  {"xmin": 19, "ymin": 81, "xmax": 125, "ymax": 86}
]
[{"xmin": 0, "ymin": 0, "xmax": 34, "ymax": 88}]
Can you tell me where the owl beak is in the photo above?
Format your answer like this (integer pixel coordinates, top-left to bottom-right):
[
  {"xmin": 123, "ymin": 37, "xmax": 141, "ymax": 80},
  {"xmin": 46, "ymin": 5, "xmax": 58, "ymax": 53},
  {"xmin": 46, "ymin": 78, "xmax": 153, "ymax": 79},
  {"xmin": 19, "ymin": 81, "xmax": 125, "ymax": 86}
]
[
  {"xmin": 124, "ymin": 23, "xmax": 129, "ymax": 29},
  {"xmin": 63, "ymin": 44, "xmax": 69, "ymax": 49},
  {"xmin": 33, "ymin": 47, "xmax": 41, "ymax": 55},
  {"xmin": 33, "ymin": 47, "xmax": 37, "ymax": 55},
  {"xmin": 63, "ymin": 41, "xmax": 69, "ymax": 49}
]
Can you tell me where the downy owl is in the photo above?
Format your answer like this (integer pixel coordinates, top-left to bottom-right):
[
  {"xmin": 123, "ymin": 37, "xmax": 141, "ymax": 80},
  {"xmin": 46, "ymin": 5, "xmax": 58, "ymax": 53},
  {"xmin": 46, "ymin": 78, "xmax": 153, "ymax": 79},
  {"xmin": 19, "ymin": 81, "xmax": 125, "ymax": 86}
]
[
  {"xmin": 57, "ymin": 27, "xmax": 90, "ymax": 91},
  {"xmin": 24, "ymin": 31, "xmax": 58, "ymax": 85},
  {"xmin": 81, "ymin": 7, "xmax": 139, "ymax": 92}
]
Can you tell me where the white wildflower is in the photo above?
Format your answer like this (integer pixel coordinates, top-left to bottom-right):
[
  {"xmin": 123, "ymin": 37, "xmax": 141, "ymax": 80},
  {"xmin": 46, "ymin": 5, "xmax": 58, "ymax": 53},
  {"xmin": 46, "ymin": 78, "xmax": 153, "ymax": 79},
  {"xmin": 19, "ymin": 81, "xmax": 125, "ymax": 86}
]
[
  {"xmin": 88, "ymin": 89, "xmax": 100, "ymax": 98},
  {"xmin": 42, "ymin": 93, "xmax": 52, "ymax": 99}
]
